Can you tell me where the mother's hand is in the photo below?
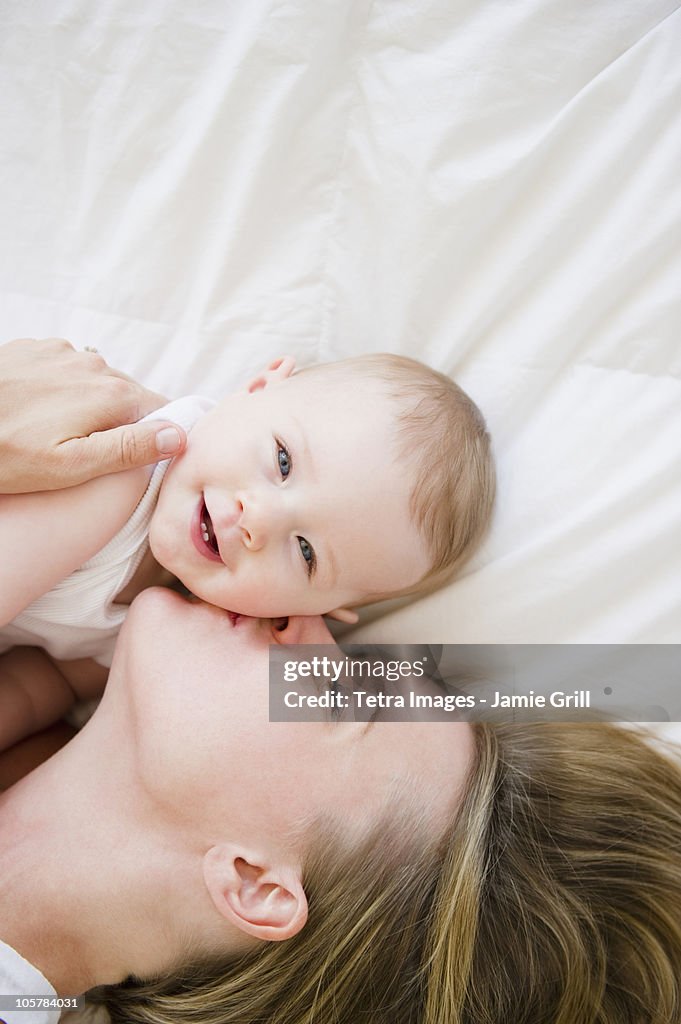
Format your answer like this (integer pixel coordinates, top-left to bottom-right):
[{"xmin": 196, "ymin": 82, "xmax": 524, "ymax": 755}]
[{"xmin": 0, "ymin": 337, "xmax": 187, "ymax": 492}]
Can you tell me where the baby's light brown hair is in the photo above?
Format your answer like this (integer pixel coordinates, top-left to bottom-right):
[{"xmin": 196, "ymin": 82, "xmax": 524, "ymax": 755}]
[{"xmin": 299, "ymin": 353, "xmax": 495, "ymax": 599}]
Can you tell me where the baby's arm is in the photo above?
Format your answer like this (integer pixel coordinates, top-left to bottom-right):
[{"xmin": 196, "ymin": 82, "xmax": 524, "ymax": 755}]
[
  {"xmin": 0, "ymin": 464, "xmax": 150, "ymax": 627},
  {"xmin": 0, "ymin": 720, "xmax": 76, "ymax": 791},
  {"xmin": 0, "ymin": 647, "xmax": 78, "ymax": 752}
]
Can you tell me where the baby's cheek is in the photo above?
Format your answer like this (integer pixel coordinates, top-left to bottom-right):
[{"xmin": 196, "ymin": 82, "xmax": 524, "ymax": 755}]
[
  {"xmin": 217, "ymin": 576, "xmax": 311, "ymax": 619},
  {"xmin": 180, "ymin": 575, "xmax": 263, "ymax": 617}
]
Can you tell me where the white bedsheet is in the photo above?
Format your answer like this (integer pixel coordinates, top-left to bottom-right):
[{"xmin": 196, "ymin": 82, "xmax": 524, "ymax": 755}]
[{"xmin": 1, "ymin": 2, "xmax": 679, "ymax": 686}]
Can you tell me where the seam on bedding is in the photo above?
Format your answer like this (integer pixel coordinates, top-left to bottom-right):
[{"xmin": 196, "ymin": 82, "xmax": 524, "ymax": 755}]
[
  {"xmin": 572, "ymin": 360, "xmax": 681, "ymax": 384},
  {"xmin": 494, "ymin": 0, "xmax": 681, "ymax": 190},
  {"xmin": 316, "ymin": 0, "xmax": 375, "ymax": 363},
  {"xmin": 606, "ymin": 1, "xmax": 679, "ymax": 68},
  {"xmin": 0, "ymin": 288, "xmax": 179, "ymax": 333},
  {"xmin": 546, "ymin": 3, "xmax": 681, "ymax": 128}
]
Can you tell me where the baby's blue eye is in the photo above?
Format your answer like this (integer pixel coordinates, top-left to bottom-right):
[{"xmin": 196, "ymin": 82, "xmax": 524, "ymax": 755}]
[
  {"xmin": 298, "ymin": 537, "xmax": 316, "ymax": 577},
  {"xmin": 277, "ymin": 443, "xmax": 291, "ymax": 478}
]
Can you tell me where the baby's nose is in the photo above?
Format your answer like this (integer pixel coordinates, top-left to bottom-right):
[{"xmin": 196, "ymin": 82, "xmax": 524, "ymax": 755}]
[{"xmin": 237, "ymin": 493, "xmax": 277, "ymax": 551}]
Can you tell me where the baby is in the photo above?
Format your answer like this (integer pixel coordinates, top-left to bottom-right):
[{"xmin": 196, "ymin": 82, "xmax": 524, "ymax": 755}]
[{"xmin": 0, "ymin": 352, "xmax": 495, "ymax": 750}]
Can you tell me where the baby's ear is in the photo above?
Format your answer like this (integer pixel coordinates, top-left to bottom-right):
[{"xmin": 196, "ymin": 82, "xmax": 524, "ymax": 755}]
[
  {"xmin": 246, "ymin": 355, "xmax": 296, "ymax": 393},
  {"xmin": 326, "ymin": 607, "xmax": 360, "ymax": 625}
]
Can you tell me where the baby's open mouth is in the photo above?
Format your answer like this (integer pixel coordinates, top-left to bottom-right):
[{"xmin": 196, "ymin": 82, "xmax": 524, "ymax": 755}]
[{"xmin": 200, "ymin": 500, "xmax": 220, "ymax": 556}]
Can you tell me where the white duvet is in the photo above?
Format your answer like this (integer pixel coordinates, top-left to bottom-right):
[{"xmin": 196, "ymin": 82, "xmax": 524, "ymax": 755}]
[{"xmin": 1, "ymin": 2, "xmax": 679, "ymax": 680}]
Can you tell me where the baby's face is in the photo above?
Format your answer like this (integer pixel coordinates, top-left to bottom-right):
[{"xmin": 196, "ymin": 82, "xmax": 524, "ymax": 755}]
[{"xmin": 149, "ymin": 362, "xmax": 429, "ymax": 618}]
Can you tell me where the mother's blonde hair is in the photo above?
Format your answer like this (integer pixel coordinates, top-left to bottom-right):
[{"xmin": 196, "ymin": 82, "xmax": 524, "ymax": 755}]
[{"xmin": 87, "ymin": 723, "xmax": 681, "ymax": 1023}]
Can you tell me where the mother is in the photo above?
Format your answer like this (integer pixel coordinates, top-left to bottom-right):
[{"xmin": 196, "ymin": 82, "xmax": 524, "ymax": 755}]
[{"xmin": 2, "ymin": 341, "xmax": 681, "ymax": 1024}]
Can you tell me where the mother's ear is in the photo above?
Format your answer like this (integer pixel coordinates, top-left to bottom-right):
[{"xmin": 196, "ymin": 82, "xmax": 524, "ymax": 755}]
[
  {"xmin": 246, "ymin": 355, "xmax": 296, "ymax": 393},
  {"xmin": 202, "ymin": 843, "xmax": 308, "ymax": 942}
]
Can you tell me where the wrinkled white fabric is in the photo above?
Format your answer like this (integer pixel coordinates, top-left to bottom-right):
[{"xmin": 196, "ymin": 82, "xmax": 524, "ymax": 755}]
[{"xmin": 0, "ymin": 940, "xmax": 58, "ymax": 1024}]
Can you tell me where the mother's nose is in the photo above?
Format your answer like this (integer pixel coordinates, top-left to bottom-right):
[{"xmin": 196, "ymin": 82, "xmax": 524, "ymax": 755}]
[{"xmin": 274, "ymin": 615, "xmax": 337, "ymax": 646}]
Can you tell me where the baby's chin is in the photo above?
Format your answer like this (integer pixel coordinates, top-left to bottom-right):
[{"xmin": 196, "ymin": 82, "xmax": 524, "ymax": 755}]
[
  {"xmin": 164, "ymin": 576, "xmax": 196, "ymax": 600},
  {"xmin": 147, "ymin": 519, "xmax": 169, "ymax": 567}
]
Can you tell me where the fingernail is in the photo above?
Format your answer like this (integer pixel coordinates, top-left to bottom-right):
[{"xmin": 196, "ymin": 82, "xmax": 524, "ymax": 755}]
[{"xmin": 156, "ymin": 426, "xmax": 182, "ymax": 455}]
